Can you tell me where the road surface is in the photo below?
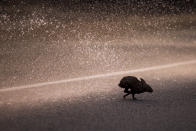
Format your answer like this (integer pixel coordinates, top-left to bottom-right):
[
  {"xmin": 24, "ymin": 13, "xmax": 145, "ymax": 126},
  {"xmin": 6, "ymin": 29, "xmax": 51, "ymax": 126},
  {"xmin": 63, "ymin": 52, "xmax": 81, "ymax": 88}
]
[
  {"xmin": 0, "ymin": 60, "xmax": 196, "ymax": 131},
  {"xmin": 0, "ymin": 10, "xmax": 196, "ymax": 131}
]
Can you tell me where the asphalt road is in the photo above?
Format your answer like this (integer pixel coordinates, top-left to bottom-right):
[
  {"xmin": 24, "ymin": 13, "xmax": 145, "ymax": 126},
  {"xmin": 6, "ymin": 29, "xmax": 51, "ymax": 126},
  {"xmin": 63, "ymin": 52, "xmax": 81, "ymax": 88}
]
[
  {"xmin": 0, "ymin": 10, "xmax": 196, "ymax": 131},
  {"xmin": 0, "ymin": 62, "xmax": 196, "ymax": 131}
]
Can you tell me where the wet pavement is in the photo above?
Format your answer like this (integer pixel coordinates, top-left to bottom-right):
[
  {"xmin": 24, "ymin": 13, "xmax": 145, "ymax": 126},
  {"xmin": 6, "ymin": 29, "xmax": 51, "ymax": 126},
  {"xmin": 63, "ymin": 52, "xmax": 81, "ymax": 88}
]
[
  {"xmin": 0, "ymin": 63, "xmax": 196, "ymax": 131},
  {"xmin": 0, "ymin": 4, "xmax": 196, "ymax": 130}
]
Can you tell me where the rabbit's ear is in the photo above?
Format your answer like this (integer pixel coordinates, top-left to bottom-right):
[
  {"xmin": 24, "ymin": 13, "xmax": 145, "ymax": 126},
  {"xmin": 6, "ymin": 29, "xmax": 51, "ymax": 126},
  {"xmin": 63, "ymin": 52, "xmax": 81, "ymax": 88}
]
[{"xmin": 140, "ymin": 78, "xmax": 146, "ymax": 84}]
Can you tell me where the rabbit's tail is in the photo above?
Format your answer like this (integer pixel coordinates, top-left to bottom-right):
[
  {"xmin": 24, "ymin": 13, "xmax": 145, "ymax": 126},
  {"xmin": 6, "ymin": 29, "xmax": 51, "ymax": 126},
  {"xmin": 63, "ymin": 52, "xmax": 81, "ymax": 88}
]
[{"xmin": 118, "ymin": 83, "xmax": 125, "ymax": 88}]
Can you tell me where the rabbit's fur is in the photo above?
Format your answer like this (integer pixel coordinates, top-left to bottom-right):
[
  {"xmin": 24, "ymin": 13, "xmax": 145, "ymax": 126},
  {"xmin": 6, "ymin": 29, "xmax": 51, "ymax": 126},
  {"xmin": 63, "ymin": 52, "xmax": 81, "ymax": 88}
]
[{"xmin": 119, "ymin": 76, "xmax": 153, "ymax": 100}]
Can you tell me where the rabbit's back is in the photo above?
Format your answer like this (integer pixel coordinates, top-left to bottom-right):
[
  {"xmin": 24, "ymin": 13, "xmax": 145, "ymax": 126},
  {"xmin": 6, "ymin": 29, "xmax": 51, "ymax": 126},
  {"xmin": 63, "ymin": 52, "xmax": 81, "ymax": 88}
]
[{"xmin": 119, "ymin": 76, "xmax": 140, "ymax": 88}]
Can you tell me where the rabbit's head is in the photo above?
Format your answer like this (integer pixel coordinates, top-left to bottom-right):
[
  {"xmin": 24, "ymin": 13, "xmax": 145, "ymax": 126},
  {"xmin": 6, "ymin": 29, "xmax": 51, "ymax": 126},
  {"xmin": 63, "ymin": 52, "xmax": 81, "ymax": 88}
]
[{"xmin": 140, "ymin": 78, "xmax": 153, "ymax": 93}]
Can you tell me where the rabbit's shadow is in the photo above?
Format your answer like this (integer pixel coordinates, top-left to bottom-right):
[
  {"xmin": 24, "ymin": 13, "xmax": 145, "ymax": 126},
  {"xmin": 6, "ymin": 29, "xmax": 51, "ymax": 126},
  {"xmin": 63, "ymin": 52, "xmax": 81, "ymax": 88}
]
[{"xmin": 122, "ymin": 98, "xmax": 159, "ymax": 105}]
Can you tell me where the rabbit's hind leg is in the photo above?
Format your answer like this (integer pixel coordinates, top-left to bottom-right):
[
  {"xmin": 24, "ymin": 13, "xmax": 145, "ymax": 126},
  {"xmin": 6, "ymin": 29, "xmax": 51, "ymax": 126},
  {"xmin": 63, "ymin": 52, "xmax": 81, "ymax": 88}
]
[{"xmin": 123, "ymin": 93, "xmax": 131, "ymax": 98}]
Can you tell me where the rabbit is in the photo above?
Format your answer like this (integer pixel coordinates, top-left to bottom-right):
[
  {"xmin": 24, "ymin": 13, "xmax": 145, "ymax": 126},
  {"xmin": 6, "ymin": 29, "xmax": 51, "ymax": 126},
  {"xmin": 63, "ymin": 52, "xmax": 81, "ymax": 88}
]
[{"xmin": 119, "ymin": 76, "xmax": 153, "ymax": 100}]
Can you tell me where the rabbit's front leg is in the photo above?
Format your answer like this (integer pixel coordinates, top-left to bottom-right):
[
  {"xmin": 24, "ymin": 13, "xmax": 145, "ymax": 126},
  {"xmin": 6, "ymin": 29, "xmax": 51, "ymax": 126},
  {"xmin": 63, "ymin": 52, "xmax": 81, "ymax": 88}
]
[{"xmin": 132, "ymin": 93, "xmax": 137, "ymax": 100}]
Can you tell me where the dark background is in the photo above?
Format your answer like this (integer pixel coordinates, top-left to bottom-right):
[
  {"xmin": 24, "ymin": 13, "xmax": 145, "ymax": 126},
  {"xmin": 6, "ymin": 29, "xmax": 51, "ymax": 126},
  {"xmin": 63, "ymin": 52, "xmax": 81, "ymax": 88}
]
[{"xmin": 1, "ymin": 0, "xmax": 196, "ymax": 15}]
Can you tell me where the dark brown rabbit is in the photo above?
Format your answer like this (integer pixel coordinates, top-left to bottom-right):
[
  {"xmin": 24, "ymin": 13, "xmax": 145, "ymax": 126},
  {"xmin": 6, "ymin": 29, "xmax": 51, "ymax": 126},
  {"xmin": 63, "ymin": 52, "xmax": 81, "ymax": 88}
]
[{"xmin": 119, "ymin": 76, "xmax": 153, "ymax": 100}]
